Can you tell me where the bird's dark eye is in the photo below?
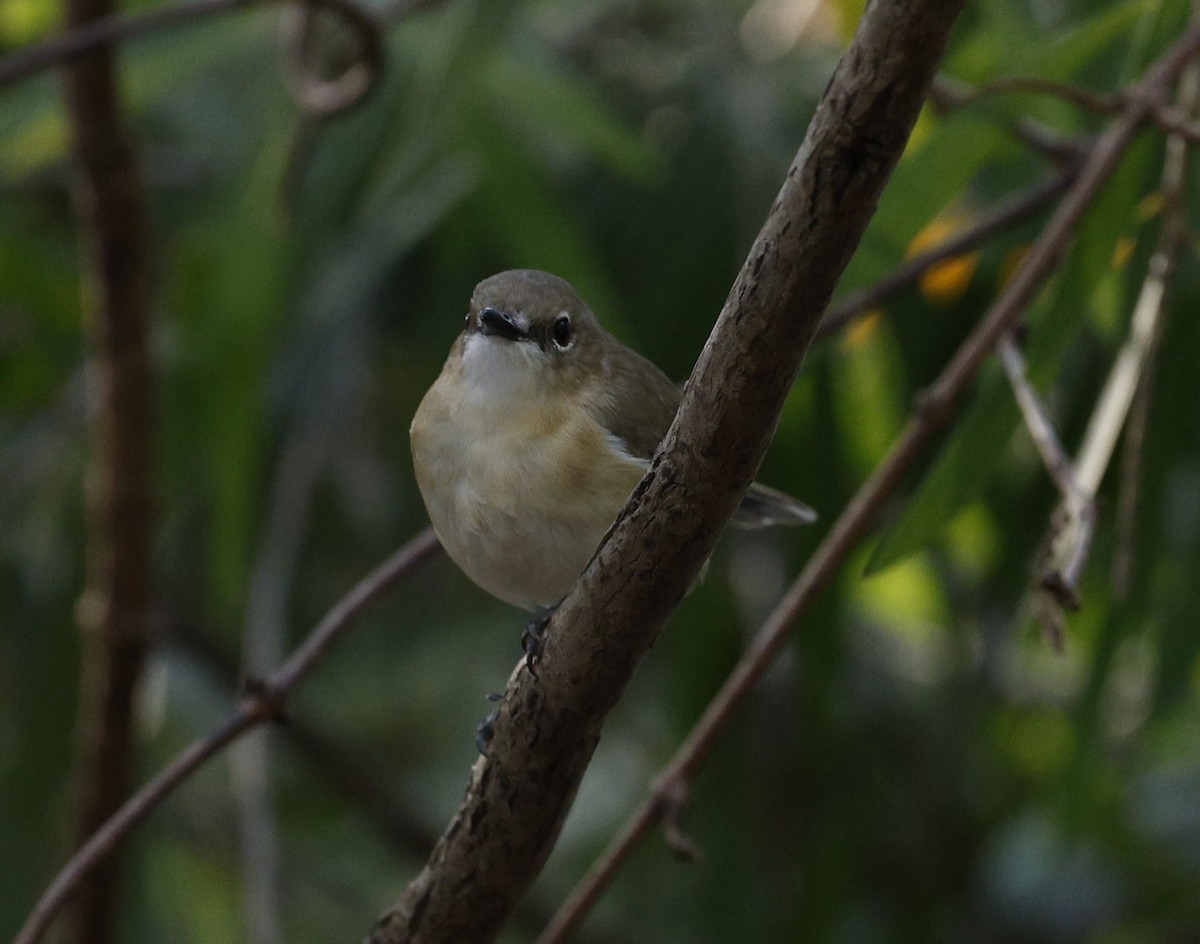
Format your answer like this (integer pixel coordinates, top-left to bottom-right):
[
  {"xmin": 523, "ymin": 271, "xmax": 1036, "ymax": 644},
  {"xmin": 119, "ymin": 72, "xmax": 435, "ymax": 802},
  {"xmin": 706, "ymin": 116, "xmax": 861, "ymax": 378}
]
[{"xmin": 551, "ymin": 315, "xmax": 572, "ymax": 349}]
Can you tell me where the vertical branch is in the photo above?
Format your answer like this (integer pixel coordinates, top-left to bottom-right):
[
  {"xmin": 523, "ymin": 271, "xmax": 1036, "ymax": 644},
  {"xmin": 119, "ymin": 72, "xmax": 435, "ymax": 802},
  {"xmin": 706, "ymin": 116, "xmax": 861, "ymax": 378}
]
[{"xmin": 62, "ymin": 0, "xmax": 155, "ymax": 941}]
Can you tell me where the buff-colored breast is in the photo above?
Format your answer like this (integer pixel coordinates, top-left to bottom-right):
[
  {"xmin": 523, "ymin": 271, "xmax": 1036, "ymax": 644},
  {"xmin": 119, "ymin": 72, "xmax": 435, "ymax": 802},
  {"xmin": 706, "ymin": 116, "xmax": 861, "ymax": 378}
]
[{"xmin": 410, "ymin": 341, "xmax": 646, "ymax": 609}]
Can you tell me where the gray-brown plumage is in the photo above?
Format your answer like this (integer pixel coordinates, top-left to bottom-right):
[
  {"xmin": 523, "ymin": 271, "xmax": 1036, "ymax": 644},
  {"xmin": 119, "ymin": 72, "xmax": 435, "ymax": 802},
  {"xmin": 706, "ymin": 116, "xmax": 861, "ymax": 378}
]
[{"xmin": 410, "ymin": 269, "xmax": 814, "ymax": 608}]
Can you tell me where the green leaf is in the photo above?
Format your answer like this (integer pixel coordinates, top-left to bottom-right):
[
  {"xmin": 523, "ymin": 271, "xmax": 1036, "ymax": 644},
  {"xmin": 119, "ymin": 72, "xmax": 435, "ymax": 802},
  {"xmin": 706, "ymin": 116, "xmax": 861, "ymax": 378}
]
[
  {"xmin": 456, "ymin": 104, "xmax": 619, "ymax": 319},
  {"xmin": 945, "ymin": 0, "xmax": 1152, "ymax": 82},
  {"xmin": 843, "ymin": 111, "xmax": 1009, "ymax": 290},
  {"xmin": 480, "ymin": 52, "xmax": 659, "ymax": 183}
]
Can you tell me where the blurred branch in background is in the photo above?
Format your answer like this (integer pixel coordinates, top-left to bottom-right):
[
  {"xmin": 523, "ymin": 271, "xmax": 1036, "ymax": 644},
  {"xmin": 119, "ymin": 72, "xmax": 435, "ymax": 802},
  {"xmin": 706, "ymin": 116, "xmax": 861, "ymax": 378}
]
[
  {"xmin": 937, "ymin": 72, "xmax": 1200, "ymax": 143},
  {"xmin": 538, "ymin": 21, "xmax": 1200, "ymax": 942},
  {"xmin": 13, "ymin": 527, "xmax": 440, "ymax": 944},
  {"xmin": 231, "ymin": 333, "xmax": 365, "ymax": 944},
  {"xmin": 7, "ymin": 2, "xmax": 383, "ymax": 942},
  {"xmin": 814, "ymin": 167, "xmax": 1079, "ymax": 343},
  {"xmin": 930, "ymin": 76, "xmax": 1086, "ymax": 164},
  {"xmin": 60, "ymin": 0, "xmax": 155, "ymax": 940}
]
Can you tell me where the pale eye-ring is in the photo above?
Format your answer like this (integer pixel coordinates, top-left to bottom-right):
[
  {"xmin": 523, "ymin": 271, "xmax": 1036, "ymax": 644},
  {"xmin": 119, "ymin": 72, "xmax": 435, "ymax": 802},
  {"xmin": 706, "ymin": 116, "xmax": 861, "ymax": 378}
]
[{"xmin": 551, "ymin": 314, "xmax": 572, "ymax": 349}]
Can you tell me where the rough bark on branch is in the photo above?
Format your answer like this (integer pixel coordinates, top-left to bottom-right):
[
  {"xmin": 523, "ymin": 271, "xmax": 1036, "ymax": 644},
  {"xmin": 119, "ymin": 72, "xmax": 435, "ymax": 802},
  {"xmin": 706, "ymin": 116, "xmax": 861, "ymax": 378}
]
[
  {"xmin": 62, "ymin": 0, "xmax": 155, "ymax": 942},
  {"xmin": 368, "ymin": 1, "xmax": 968, "ymax": 941}
]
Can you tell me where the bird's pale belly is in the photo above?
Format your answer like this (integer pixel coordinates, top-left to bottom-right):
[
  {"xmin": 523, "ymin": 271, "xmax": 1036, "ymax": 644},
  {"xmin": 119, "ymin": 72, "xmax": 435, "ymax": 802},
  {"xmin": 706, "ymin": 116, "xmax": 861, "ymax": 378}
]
[
  {"xmin": 430, "ymin": 477, "xmax": 614, "ymax": 609},
  {"xmin": 411, "ymin": 399, "xmax": 646, "ymax": 609}
]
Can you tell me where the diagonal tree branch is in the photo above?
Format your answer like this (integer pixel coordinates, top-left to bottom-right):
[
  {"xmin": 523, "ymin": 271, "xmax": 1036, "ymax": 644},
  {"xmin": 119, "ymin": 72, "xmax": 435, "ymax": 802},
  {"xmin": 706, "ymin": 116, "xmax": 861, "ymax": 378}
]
[{"xmin": 367, "ymin": 1, "xmax": 972, "ymax": 941}]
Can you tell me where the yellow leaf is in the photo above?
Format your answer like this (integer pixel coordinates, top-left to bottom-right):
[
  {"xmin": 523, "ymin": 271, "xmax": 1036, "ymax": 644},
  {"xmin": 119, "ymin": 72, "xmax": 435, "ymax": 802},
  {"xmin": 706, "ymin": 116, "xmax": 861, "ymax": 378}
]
[
  {"xmin": 0, "ymin": 0, "xmax": 57, "ymax": 43},
  {"xmin": 906, "ymin": 213, "xmax": 979, "ymax": 307}
]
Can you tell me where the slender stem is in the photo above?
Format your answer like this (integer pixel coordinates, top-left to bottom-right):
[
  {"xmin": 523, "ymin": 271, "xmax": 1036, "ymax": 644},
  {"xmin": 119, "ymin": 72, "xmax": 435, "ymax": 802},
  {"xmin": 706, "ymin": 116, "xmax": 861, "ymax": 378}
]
[
  {"xmin": 996, "ymin": 334, "xmax": 1093, "ymax": 645},
  {"xmin": 13, "ymin": 527, "xmax": 440, "ymax": 944},
  {"xmin": 997, "ymin": 336, "xmax": 1085, "ymax": 506},
  {"xmin": 538, "ymin": 24, "xmax": 1200, "ymax": 943},
  {"xmin": 950, "ymin": 75, "xmax": 1122, "ymax": 114},
  {"xmin": 930, "ymin": 76, "xmax": 1086, "ymax": 163},
  {"xmin": 231, "ymin": 338, "xmax": 359, "ymax": 944},
  {"xmin": 1148, "ymin": 103, "xmax": 1200, "ymax": 141}
]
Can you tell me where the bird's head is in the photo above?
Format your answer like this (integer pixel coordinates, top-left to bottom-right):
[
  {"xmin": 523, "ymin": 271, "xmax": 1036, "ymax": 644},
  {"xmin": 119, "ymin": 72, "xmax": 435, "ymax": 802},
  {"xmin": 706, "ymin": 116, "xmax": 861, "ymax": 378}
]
[{"xmin": 457, "ymin": 269, "xmax": 604, "ymax": 401}]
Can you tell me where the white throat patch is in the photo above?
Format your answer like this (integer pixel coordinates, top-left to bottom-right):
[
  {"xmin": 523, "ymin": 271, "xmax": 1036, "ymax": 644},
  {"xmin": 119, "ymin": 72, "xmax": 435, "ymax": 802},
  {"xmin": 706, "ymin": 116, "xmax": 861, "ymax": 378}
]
[{"xmin": 461, "ymin": 331, "xmax": 541, "ymax": 403}]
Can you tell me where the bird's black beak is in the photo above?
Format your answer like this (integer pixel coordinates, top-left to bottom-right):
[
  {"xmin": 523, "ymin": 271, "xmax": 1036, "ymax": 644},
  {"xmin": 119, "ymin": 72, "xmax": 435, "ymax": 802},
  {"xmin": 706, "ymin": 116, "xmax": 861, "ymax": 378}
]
[{"xmin": 478, "ymin": 307, "xmax": 526, "ymax": 342}]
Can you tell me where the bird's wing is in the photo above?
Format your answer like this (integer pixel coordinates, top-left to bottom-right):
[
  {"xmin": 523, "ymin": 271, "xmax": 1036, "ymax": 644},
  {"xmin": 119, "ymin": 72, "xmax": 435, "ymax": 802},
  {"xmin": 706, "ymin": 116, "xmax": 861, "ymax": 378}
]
[
  {"xmin": 593, "ymin": 343, "xmax": 682, "ymax": 462},
  {"xmin": 593, "ymin": 337, "xmax": 816, "ymax": 528}
]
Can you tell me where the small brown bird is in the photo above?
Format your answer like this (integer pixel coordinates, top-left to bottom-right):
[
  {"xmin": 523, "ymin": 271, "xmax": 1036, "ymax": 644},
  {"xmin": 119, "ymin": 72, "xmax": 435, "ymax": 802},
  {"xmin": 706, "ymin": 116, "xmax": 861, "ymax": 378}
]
[{"xmin": 410, "ymin": 269, "xmax": 815, "ymax": 610}]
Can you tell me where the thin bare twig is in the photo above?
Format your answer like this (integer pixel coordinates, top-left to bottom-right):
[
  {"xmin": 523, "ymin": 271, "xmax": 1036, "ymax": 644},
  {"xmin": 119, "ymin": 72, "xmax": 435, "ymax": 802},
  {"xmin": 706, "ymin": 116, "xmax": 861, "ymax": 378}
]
[
  {"xmin": 167, "ymin": 619, "xmax": 634, "ymax": 944},
  {"xmin": 936, "ymin": 73, "xmax": 1200, "ymax": 146},
  {"xmin": 0, "ymin": 0, "xmax": 383, "ymax": 116},
  {"xmin": 277, "ymin": 0, "xmax": 382, "ymax": 115},
  {"xmin": 1145, "ymin": 102, "xmax": 1200, "ymax": 141},
  {"xmin": 538, "ymin": 25, "xmax": 1200, "ymax": 943},
  {"xmin": 1044, "ymin": 67, "xmax": 1198, "ymax": 604},
  {"xmin": 952, "ymin": 74, "xmax": 1122, "ymax": 114},
  {"xmin": 997, "ymin": 336, "xmax": 1082, "ymax": 503},
  {"xmin": 14, "ymin": 527, "xmax": 440, "ymax": 944},
  {"xmin": 815, "ymin": 168, "xmax": 1078, "ymax": 343},
  {"xmin": 1032, "ymin": 60, "xmax": 1198, "ymax": 647},
  {"xmin": 930, "ymin": 76, "xmax": 1085, "ymax": 164},
  {"xmin": 996, "ymin": 333, "xmax": 1093, "ymax": 647}
]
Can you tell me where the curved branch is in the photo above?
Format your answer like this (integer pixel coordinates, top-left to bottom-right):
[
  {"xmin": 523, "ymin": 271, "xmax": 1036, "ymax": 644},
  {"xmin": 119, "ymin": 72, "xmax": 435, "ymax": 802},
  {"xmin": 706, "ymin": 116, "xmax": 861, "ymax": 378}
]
[
  {"xmin": 930, "ymin": 76, "xmax": 1086, "ymax": 163},
  {"xmin": 14, "ymin": 527, "xmax": 440, "ymax": 944},
  {"xmin": 0, "ymin": 0, "xmax": 384, "ymax": 117},
  {"xmin": 949, "ymin": 74, "xmax": 1122, "ymax": 114},
  {"xmin": 277, "ymin": 0, "xmax": 384, "ymax": 117},
  {"xmin": 367, "ymin": 1, "xmax": 971, "ymax": 941}
]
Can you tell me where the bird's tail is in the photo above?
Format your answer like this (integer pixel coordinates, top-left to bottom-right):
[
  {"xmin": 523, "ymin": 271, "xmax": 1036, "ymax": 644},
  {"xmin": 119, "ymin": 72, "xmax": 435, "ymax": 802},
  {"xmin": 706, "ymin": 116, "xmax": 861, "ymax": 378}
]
[{"xmin": 731, "ymin": 482, "xmax": 817, "ymax": 529}]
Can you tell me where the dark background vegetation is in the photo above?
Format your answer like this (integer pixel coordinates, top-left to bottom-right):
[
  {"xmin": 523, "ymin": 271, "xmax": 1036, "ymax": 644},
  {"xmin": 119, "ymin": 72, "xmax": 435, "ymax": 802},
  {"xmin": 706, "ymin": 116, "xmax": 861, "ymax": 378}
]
[{"xmin": 3, "ymin": 0, "xmax": 1200, "ymax": 941}]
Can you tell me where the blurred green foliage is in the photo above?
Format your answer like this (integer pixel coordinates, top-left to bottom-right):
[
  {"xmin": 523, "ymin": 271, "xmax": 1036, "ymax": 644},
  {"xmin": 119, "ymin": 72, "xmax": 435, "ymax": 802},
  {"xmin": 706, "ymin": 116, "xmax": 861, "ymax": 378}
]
[{"xmin": 3, "ymin": 0, "xmax": 1200, "ymax": 942}]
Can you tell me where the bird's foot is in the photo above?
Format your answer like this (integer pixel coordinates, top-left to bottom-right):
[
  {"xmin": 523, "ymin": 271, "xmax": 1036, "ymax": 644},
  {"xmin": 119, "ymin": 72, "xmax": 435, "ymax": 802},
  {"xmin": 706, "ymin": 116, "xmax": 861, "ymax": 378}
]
[{"xmin": 520, "ymin": 603, "xmax": 559, "ymax": 673}]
